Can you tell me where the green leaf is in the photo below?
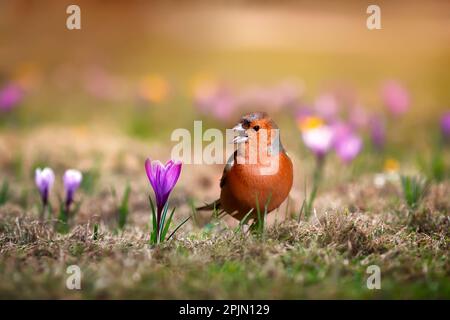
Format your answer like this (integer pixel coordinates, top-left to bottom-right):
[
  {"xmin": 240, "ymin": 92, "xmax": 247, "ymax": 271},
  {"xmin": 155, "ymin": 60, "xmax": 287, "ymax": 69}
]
[
  {"xmin": 167, "ymin": 216, "xmax": 190, "ymax": 240},
  {"xmin": 158, "ymin": 201, "xmax": 170, "ymax": 242},
  {"xmin": 255, "ymin": 193, "xmax": 261, "ymax": 231},
  {"xmin": 118, "ymin": 183, "xmax": 131, "ymax": 230},
  {"xmin": 0, "ymin": 180, "xmax": 9, "ymax": 206},
  {"xmin": 234, "ymin": 209, "xmax": 254, "ymax": 234},
  {"xmin": 262, "ymin": 193, "xmax": 272, "ymax": 236},
  {"xmin": 93, "ymin": 224, "xmax": 99, "ymax": 241},
  {"xmin": 149, "ymin": 196, "xmax": 158, "ymax": 244},
  {"xmin": 212, "ymin": 201, "xmax": 219, "ymax": 220},
  {"xmin": 57, "ymin": 204, "xmax": 69, "ymax": 234},
  {"xmin": 430, "ymin": 151, "xmax": 445, "ymax": 182},
  {"xmin": 187, "ymin": 198, "xmax": 200, "ymax": 227},
  {"xmin": 400, "ymin": 175, "xmax": 429, "ymax": 210},
  {"xmin": 298, "ymin": 198, "xmax": 306, "ymax": 222},
  {"xmin": 80, "ymin": 167, "xmax": 100, "ymax": 193},
  {"xmin": 72, "ymin": 199, "xmax": 82, "ymax": 215},
  {"xmin": 47, "ymin": 202, "xmax": 53, "ymax": 218},
  {"xmin": 160, "ymin": 206, "xmax": 176, "ymax": 241}
]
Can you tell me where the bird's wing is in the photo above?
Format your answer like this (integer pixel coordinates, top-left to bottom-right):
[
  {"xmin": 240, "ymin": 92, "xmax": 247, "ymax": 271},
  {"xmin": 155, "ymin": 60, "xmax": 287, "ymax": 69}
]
[
  {"xmin": 220, "ymin": 150, "xmax": 236, "ymax": 188},
  {"xmin": 197, "ymin": 152, "xmax": 236, "ymax": 212}
]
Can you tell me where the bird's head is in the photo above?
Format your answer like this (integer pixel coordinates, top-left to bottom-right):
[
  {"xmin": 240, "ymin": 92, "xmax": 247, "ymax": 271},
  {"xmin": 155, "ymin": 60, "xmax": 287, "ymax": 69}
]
[{"xmin": 232, "ymin": 112, "xmax": 279, "ymax": 145}]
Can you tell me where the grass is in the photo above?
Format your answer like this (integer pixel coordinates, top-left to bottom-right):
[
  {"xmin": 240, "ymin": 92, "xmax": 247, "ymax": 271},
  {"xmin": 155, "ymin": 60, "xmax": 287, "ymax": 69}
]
[
  {"xmin": 0, "ymin": 119, "xmax": 447, "ymax": 299},
  {"xmin": 400, "ymin": 175, "xmax": 429, "ymax": 210},
  {"xmin": 0, "ymin": 178, "xmax": 448, "ymax": 299},
  {"xmin": 0, "ymin": 123, "xmax": 448, "ymax": 299},
  {"xmin": 0, "ymin": 180, "xmax": 9, "ymax": 206},
  {"xmin": 117, "ymin": 183, "xmax": 131, "ymax": 230}
]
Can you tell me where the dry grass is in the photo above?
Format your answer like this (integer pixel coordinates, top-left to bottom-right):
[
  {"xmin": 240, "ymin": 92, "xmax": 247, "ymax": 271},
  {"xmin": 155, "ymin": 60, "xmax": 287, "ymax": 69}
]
[
  {"xmin": 0, "ymin": 179, "xmax": 448, "ymax": 299},
  {"xmin": 0, "ymin": 126, "xmax": 448, "ymax": 299}
]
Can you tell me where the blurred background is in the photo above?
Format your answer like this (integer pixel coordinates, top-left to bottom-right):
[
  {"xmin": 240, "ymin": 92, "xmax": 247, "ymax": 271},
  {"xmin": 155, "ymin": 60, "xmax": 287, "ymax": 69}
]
[{"xmin": 0, "ymin": 0, "xmax": 449, "ymax": 214}]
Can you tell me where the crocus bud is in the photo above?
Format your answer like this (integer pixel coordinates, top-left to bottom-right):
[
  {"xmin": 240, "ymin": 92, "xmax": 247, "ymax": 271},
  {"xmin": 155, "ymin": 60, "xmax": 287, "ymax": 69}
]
[
  {"xmin": 0, "ymin": 83, "xmax": 23, "ymax": 112},
  {"xmin": 335, "ymin": 134, "xmax": 363, "ymax": 164},
  {"xmin": 300, "ymin": 117, "xmax": 334, "ymax": 160},
  {"xmin": 314, "ymin": 93, "xmax": 338, "ymax": 121},
  {"xmin": 35, "ymin": 167, "xmax": 55, "ymax": 206},
  {"xmin": 382, "ymin": 80, "xmax": 410, "ymax": 116},
  {"xmin": 63, "ymin": 169, "xmax": 82, "ymax": 210},
  {"xmin": 369, "ymin": 116, "xmax": 386, "ymax": 151},
  {"xmin": 145, "ymin": 158, "xmax": 182, "ymax": 234},
  {"xmin": 441, "ymin": 112, "xmax": 450, "ymax": 141}
]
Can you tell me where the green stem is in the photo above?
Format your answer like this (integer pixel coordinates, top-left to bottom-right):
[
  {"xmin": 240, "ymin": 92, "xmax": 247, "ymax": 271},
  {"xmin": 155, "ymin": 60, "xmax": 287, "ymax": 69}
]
[
  {"xmin": 306, "ymin": 156, "xmax": 325, "ymax": 217},
  {"xmin": 40, "ymin": 203, "xmax": 47, "ymax": 221}
]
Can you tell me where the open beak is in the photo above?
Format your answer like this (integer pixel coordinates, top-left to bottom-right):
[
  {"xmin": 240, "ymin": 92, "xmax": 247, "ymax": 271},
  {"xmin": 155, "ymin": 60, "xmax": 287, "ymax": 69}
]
[{"xmin": 232, "ymin": 123, "xmax": 249, "ymax": 144}]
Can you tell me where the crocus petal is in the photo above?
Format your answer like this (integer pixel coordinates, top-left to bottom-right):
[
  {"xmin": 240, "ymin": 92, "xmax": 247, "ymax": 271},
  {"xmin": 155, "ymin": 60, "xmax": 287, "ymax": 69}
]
[
  {"xmin": 145, "ymin": 158, "xmax": 157, "ymax": 191},
  {"xmin": 330, "ymin": 121, "xmax": 353, "ymax": 147},
  {"xmin": 441, "ymin": 111, "xmax": 450, "ymax": 139},
  {"xmin": 382, "ymin": 80, "xmax": 410, "ymax": 116},
  {"xmin": 145, "ymin": 157, "xmax": 182, "ymax": 211},
  {"xmin": 314, "ymin": 93, "xmax": 338, "ymax": 121},
  {"xmin": 63, "ymin": 169, "xmax": 83, "ymax": 193},
  {"xmin": 348, "ymin": 105, "xmax": 369, "ymax": 129},
  {"xmin": 194, "ymin": 83, "xmax": 236, "ymax": 122},
  {"xmin": 163, "ymin": 160, "xmax": 182, "ymax": 195},
  {"xmin": 0, "ymin": 83, "xmax": 23, "ymax": 112},
  {"xmin": 369, "ymin": 116, "xmax": 386, "ymax": 150},
  {"xmin": 302, "ymin": 125, "xmax": 334, "ymax": 157},
  {"xmin": 158, "ymin": 160, "xmax": 182, "ymax": 206},
  {"xmin": 35, "ymin": 167, "xmax": 55, "ymax": 195},
  {"xmin": 146, "ymin": 158, "xmax": 164, "ymax": 207},
  {"xmin": 335, "ymin": 134, "xmax": 363, "ymax": 164}
]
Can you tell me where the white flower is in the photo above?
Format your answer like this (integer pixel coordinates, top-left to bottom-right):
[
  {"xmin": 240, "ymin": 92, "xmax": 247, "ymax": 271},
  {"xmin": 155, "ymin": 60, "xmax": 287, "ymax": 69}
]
[{"xmin": 302, "ymin": 125, "xmax": 334, "ymax": 157}]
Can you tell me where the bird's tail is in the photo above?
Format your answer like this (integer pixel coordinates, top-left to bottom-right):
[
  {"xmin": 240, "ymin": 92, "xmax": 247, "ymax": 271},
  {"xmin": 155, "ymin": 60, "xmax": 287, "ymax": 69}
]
[{"xmin": 196, "ymin": 199, "xmax": 221, "ymax": 211}]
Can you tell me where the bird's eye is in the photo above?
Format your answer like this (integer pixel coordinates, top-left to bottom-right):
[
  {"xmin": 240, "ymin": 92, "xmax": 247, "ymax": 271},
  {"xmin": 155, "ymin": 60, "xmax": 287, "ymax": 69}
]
[
  {"xmin": 253, "ymin": 125, "xmax": 260, "ymax": 132},
  {"xmin": 242, "ymin": 120, "xmax": 251, "ymax": 129}
]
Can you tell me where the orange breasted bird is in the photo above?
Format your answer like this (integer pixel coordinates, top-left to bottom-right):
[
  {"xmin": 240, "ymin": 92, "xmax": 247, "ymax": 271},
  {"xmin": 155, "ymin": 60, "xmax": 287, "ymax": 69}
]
[{"xmin": 198, "ymin": 112, "xmax": 293, "ymax": 220}]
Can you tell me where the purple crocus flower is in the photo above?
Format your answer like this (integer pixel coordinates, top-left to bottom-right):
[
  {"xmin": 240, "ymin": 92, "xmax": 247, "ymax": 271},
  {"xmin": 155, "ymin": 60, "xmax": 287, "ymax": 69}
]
[
  {"xmin": 244, "ymin": 81, "xmax": 300, "ymax": 111},
  {"xmin": 272, "ymin": 81, "xmax": 302, "ymax": 109},
  {"xmin": 83, "ymin": 66, "xmax": 126, "ymax": 102},
  {"xmin": 441, "ymin": 111, "xmax": 450, "ymax": 141},
  {"xmin": 369, "ymin": 115, "xmax": 386, "ymax": 150},
  {"xmin": 348, "ymin": 105, "xmax": 369, "ymax": 129},
  {"xmin": 334, "ymin": 133, "xmax": 363, "ymax": 164},
  {"xmin": 382, "ymin": 80, "xmax": 410, "ymax": 116},
  {"xmin": 295, "ymin": 105, "xmax": 314, "ymax": 124},
  {"xmin": 210, "ymin": 90, "xmax": 236, "ymax": 121},
  {"xmin": 35, "ymin": 167, "xmax": 55, "ymax": 206},
  {"xmin": 314, "ymin": 93, "xmax": 339, "ymax": 121},
  {"xmin": 63, "ymin": 169, "xmax": 83, "ymax": 211},
  {"xmin": 330, "ymin": 121, "xmax": 353, "ymax": 146},
  {"xmin": 194, "ymin": 83, "xmax": 236, "ymax": 122},
  {"xmin": 145, "ymin": 158, "xmax": 182, "ymax": 231},
  {"xmin": 0, "ymin": 83, "xmax": 23, "ymax": 112}
]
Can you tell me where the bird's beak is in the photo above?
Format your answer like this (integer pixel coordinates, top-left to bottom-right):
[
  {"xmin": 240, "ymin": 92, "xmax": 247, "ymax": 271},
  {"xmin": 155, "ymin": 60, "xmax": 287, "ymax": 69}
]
[{"xmin": 232, "ymin": 123, "xmax": 249, "ymax": 144}]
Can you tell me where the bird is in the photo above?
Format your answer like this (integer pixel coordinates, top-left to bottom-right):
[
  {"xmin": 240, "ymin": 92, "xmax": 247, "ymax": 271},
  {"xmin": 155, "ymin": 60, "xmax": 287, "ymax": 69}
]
[{"xmin": 197, "ymin": 112, "xmax": 293, "ymax": 221}]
